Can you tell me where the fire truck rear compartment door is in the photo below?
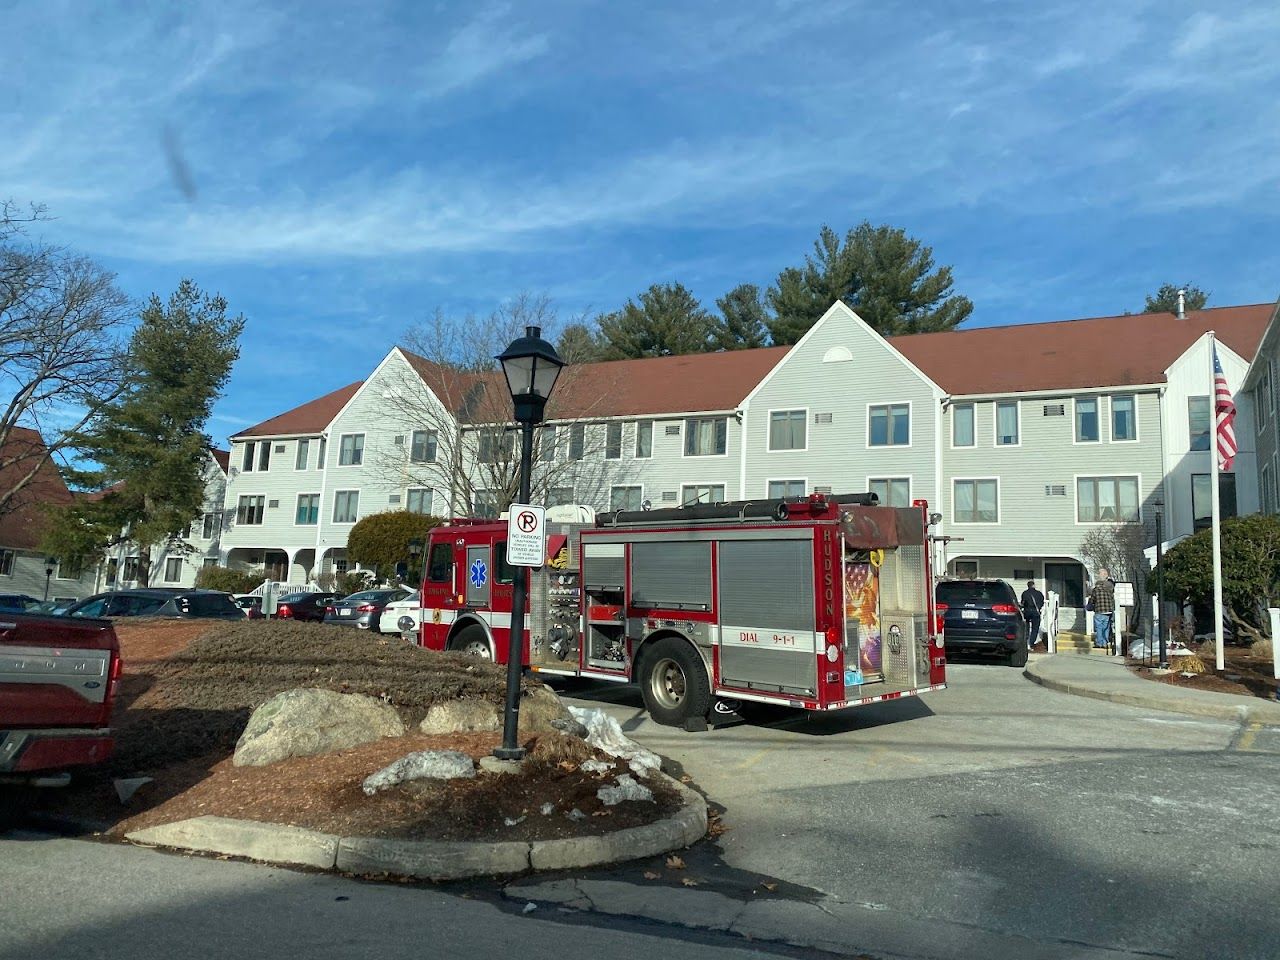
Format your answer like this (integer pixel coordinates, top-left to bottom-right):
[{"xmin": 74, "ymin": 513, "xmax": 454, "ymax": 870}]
[
  {"xmin": 716, "ymin": 540, "xmax": 817, "ymax": 694},
  {"xmin": 630, "ymin": 541, "xmax": 712, "ymax": 611}
]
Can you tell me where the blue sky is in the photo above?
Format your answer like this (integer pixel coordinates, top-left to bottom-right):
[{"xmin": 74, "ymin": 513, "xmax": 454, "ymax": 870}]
[{"xmin": 6, "ymin": 1, "xmax": 1279, "ymax": 439}]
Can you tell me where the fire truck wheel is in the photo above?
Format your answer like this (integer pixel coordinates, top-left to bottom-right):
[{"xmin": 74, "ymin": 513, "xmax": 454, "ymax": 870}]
[
  {"xmin": 450, "ymin": 624, "xmax": 494, "ymax": 661},
  {"xmin": 639, "ymin": 637, "xmax": 711, "ymax": 727}
]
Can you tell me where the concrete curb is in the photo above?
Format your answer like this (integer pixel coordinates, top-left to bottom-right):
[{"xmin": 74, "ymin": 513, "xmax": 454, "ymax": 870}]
[
  {"xmin": 1024, "ymin": 661, "xmax": 1280, "ymax": 727},
  {"xmin": 123, "ymin": 771, "xmax": 707, "ymax": 881}
]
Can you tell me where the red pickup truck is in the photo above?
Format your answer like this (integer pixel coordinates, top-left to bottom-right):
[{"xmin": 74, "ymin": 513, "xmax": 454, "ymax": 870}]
[{"xmin": 0, "ymin": 613, "xmax": 121, "ymax": 782}]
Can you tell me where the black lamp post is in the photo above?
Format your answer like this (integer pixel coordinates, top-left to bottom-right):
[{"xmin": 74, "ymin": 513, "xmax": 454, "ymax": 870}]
[
  {"xmin": 1154, "ymin": 496, "xmax": 1166, "ymax": 669},
  {"xmin": 493, "ymin": 325, "xmax": 564, "ymax": 761},
  {"xmin": 43, "ymin": 558, "xmax": 56, "ymax": 601}
]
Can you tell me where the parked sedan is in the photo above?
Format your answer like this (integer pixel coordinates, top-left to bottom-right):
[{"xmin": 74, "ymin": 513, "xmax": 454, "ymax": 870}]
[
  {"xmin": 323, "ymin": 588, "xmax": 414, "ymax": 633},
  {"xmin": 272, "ymin": 592, "xmax": 340, "ymax": 622},
  {"xmin": 379, "ymin": 594, "xmax": 421, "ymax": 636},
  {"xmin": 0, "ymin": 593, "xmax": 40, "ymax": 612},
  {"xmin": 935, "ymin": 578, "xmax": 1028, "ymax": 667}
]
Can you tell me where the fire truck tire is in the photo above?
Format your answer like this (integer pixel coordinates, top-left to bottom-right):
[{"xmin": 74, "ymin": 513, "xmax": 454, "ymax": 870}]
[
  {"xmin": 450, "ymin": 624, "xmax": 494, "ymax": 661},
  {"xmin": 638, "ymin": 637, "xmax": 711, "ymax": 727}
]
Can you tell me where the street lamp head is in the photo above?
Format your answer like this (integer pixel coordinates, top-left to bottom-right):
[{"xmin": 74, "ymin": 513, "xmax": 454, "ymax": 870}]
[{"xmin": 497, "ymin": 325, "xmax": 564, "ymax": 425}]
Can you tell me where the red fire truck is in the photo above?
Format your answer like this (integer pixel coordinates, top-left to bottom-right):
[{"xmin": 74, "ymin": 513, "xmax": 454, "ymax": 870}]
[{"xmin": 418, "ymin": 493, "xmax": 945, "ymax": 727}]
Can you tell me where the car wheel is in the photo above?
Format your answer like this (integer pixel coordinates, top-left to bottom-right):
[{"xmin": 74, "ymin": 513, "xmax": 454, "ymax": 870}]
[
  {"xmin": 1009, "ymin": 645, "xmax": 1028, "ymax": 668},
  {"xmin": 450, "ymin": 624, "xmax": 493, "ymax": 660},
  {"xmin": 638, "ymin": 637, "xmax": 711, "ymax": 727}
]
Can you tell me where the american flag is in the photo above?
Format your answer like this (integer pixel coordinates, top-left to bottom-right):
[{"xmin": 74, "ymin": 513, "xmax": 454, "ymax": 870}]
[{"xmin": 1213, "ymin": 346, "xmax": 1237, "ymax": 471}]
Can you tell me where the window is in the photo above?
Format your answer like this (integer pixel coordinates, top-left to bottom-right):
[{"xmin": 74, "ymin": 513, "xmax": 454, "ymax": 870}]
[
  {"xmin": 477, "ymin": 430, "xmax": 509, "ymax": 464},
  {"xmin": 547, "ymin": 487, "xmax": 575, "ymax": 507},
  {"xmin": 202, "ymin": 512, "xmax": 218, "ymax": 539},
  {"xmin": 635, "ymin": 420, "xmax": 653, "ymax": 458},
  {"xmin": 258, "ymin": 441, "xmax": 271, "ymax": 471},
  {"xmin": 333, "ymin": 558, "xmax": 349, "ymax": 574},
  {"xmin": 202, "ymin": 557, "xmax": 217, "ymax": 569},
  {"xmin": 605, "ymin": 421, "xmax": 623, "ymax": 459},
  {"xmin": 1261, "ymin": 367, "xmax": 1273, "ymax": 426},
  {"xmin": 954, "ymin": 479, "xmax": 998, "ymax": 523},
  {"xmin": 610, "ymin": 485, "xmax": 643, "ymax": 511},
  {"xmin": 406, "ymin": 488, "xmax": 432, "ymax": 515},
  {"xmin": 995, "ymin": 401, "xmax": 1019, "ymax": 445},
  {"xmin": 868, "ymin": 477, "xmax": 911, "ymax": 508},
  {"xmin": 295, "ymin": 494, "xmax": 319, "ymax": 525},
  {"xmin": 681, "ymin": 483, "xmax": 725, "ymax": 505},
  {"xmin": 338, "ymin": 433, "xmax": 364, "ymax": 466},
  {"xmin": 684, "ymin": 417, "xmax": 728, "ymax": 456},
  {"xmin": 1111, "ymin": 394, "xmax": 1137, "ymax": 441},
  {"xmin": 241, "ymin": 441, "xmax": 255, "ymax": 472},
  {"xmin": 1189, "ymin": 396, "xmax": 1210, "ymax": 451},
  {"xmin": 236, "ymin": 495, "xmax": 265, "ymax": 525},
  {"xmin": 868, "ymin": 403, "xmax": 910, "ymax": 446},
  {"xmin": 1013, "ymin": 568, "xmax": 1035, "ymax": 581},
  {"xmin": 410, "ymin": 430, "xmax": 437, "ymax": 463},
  {"xmin": 767, "ymin": 479, "xmax": 806, "ymax": 499},
  {"xmin": 427, "ymin": 543, "xmax": 454, "ymax": 582},
  {"xmin": 1077, "ymin": 476, "xmax": 1140, "ymax": 522},
  {"xmin": 768, "ymin": 410, "xmax": 806, "ymax": 451},
  {"xmin": 0, "ymin": 548, "xmax": 13, "ymax": 576},
  {"xmin": 333, "ymin": 490, "xmax": 359, "ymax": 523},
  {"xmin": 295, "ymin": 438, "xmax": 310, "ymax": 470},
  {"xmin": 1192, "ymin": 474, "xmax": 1238, "ymax": 530},
  {"xmin": 164, "ymin": 557, "xmax": 183, "ymax": 582},
  {"xmin": 122, "ymin": 557, "xmax": 140, "ymax": 582},
  {"xmin": 495, "ymin": 543, "xmax": 516, "ymax": 585},
  {"xmin": 317, "ymin": 436, "xmax": 327, "ymax": 466},
  {"xmin": 568, "ymin": 423, "xmax": 586, "ymax": 460},
  {"xmin": 952, "ymin": 403, "xmax": 974, "ymax": 447},
  {"xmin": 539, "ymin": 425, "xmax": 556, "ymax": 462},
  {"xmin": 57, "ymin": 556, "xmax": 85, "ymax": 580},
  {"xmin": 472, "ymin": 490, "xmax": 500, "ymax": 519},
  {"xmin": 1075, "ymin": 397, "xmax": 1099, "ymax": 442},
  {"xmin": 953, "ymin": 560, "xmax": 979, "ymax": 578}
]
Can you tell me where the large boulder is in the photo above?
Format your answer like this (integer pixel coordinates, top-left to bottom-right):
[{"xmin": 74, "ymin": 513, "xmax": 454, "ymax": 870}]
[
  {"xmin": 234, "ymin": 688, "xmax": 406, "ymax": 767},
  {"xmin": 415, "ymin": 686, "xmax": 572, "ymax": 737}
]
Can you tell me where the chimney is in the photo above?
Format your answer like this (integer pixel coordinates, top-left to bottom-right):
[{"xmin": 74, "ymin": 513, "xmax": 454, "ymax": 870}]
[{"xmin": 1176, "ymin": 288, "xmax": 1186, "ymax": 320}]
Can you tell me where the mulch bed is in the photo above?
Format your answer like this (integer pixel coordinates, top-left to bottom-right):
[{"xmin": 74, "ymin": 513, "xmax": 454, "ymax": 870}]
[
  {"xmin": 1128, "ymin": 645, "xmax": 1280, "ymax": 701},
  {"xmin": 13, "ymin": 619, "xmax": 680, "ymax": 843}
]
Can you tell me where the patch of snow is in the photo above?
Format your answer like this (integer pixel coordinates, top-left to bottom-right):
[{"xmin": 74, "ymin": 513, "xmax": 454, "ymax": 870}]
[
  {"xmin": 566, "ymin": 808, "xmax": 587, "ymax": 821},
  {"xmin": 580, "ymin": 758, "xmax": 611, "ymax": 774},
  {"xmin": 567, "ymin": 706, "xmax": 662, "ymax": 778},
  {"xmin": 361, "ymin": 750, "xmax": 476, "ymax": 795},
  {"xmin": 597, "ymin": 774, "xmax": 654, "ymax": 806},
  {"xmin": 540, "ymin": 802, "xmax": 555, "ymax": 816},
  {"xmin": 504, "ymin": 815, "xmax": 527, "ymax": 827}
]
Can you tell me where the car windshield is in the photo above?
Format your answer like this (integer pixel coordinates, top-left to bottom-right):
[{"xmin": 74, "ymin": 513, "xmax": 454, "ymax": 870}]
[{"xmin": 936, "ymin": 582, "xmax": 1016, "ymax": 604}]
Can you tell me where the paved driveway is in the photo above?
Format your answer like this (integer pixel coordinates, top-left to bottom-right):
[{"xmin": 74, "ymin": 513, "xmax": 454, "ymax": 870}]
[{"xmin": 554, "ymin": 661, "xmax": 1280, "ymax": 960}]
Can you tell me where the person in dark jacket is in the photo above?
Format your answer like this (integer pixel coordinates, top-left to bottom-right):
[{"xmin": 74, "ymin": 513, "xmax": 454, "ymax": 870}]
[{"xmin": 1021, "ymin": 580, "xmax": 1044, "ymax": 650}]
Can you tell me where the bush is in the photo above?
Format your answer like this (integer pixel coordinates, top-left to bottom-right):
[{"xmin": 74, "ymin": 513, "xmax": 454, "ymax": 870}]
[
  {"xmin": 195, "ymin": 564, "xmax": 265, "ymax": 594},
  {"xmin": 346, "ymin": 510, "xmax": 443, "ymax": 581},
  {"xmin": 335, "ymin": 569, "xmax": 372, "ymax": 596}
]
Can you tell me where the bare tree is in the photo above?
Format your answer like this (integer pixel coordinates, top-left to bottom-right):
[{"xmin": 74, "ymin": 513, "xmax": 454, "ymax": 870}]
[
  {"xmin": 1, "ymin": 204, "xmax": 132, "ymax": 521},
  {"xmin": 375, "ymin": 294, "xmax": 638, "ymax": 517},
  {"xmin": 1080, "ymin": 522, "xmax": 1152, "ymax": 629}
]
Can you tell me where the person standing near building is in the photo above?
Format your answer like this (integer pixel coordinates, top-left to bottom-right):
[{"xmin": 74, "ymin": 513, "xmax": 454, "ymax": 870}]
[
  {"xmin": 1089, "ymin": 568, "xmax": 1116, "ymax": 651},
  {"xmin": 1021, "ymin": 580, "xmax": 1044, "ymax": 650}
]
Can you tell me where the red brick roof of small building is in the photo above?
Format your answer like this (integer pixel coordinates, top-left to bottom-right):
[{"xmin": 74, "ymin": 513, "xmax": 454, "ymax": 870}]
[{"xmin": 0, "ymin": 427, "xmax": 74, "ymax": 551}]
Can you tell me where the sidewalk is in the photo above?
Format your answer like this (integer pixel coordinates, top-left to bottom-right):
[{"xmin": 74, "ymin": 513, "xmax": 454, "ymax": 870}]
[{"xmin": 1025, "ymin": 653, "xmax": 1280, "ymax": 726}]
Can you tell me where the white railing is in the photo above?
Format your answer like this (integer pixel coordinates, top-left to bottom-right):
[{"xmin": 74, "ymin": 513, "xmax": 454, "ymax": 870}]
[
  {"xmin": 1045, "ymin": 590, "xmax": 1060, "ymax": 654},
  {"xmin": 247, "ymin": 580, "xmax": 315, "ymax": 598}
]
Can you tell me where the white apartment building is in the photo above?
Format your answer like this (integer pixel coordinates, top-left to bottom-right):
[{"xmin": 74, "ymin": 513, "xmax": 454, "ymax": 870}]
[{"xmin": 216, "ymin": 299, "xmax": 1275, "ymax": 631}]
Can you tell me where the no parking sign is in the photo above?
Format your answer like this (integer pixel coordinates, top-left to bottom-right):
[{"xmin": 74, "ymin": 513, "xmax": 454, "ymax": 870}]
[{"xmin": 505, "ymin": 503, "xmax": 546, "ymax": 567}]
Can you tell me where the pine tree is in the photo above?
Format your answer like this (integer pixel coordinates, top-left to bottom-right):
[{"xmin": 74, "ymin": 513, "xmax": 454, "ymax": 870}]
[
  {"xmin": 44, "ymin": 280, "xmax": 244, "ymax": 584},
  {"xmin": 555, "ymin": 322, "xmax": 603, "ymax": 364},
  {"xmin": 597, "ymin": 282, "xmax": 714, "ymax": 359},
  {"xmin": 712, "ymin": 283, "xmax": 770, "ymax": 350},
  {"xmin": 1143, "ymin": 283, "xmax": 1209, "ymax": 314},
  {"xmin": 765, "ymin": 222, "xmax": 972, "ymax": 344}
]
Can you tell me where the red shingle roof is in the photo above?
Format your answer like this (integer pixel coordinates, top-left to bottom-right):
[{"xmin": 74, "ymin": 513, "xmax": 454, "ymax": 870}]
[
  {"xmin": 892, "ymin": 304, "xmax": 1272, "ymax": 395},
  {"xmin": 211, "ymin": 448, "xmax": 229, "ymax": 473},
  {"xmin": 233, "ymin": 382, "xmax": 363, "ymax": 438},
  {"xmin": 0, "ymin": 427, "xmax": 74, "ymax": 551}
]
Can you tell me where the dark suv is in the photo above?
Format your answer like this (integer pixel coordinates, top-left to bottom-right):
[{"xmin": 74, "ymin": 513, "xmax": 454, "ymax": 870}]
[
  {"xmin": 63, "ymin": 589, "xmax": 244, "ymax": 620},
  {"xmin": 936, "ymin": 579, "xmax": 1028, "ymax": 667}
]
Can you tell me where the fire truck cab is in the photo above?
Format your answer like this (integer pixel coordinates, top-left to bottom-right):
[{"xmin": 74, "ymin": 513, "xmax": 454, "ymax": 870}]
[{"xmin": 418, "ymin": 494, "xmax": 945, "ymax": 727}]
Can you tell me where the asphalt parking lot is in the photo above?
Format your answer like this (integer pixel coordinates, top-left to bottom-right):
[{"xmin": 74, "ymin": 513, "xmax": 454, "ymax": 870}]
[{"xmin": 552, "ymin": 660, "xmax": 1280, "ymax": 960}]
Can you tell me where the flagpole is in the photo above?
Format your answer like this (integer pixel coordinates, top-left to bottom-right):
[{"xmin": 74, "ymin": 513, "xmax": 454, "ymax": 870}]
[{"xmin": 1209, "ymin": 332, "xmax": 1226, "ymax": 672}]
